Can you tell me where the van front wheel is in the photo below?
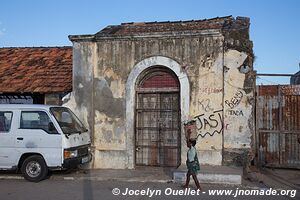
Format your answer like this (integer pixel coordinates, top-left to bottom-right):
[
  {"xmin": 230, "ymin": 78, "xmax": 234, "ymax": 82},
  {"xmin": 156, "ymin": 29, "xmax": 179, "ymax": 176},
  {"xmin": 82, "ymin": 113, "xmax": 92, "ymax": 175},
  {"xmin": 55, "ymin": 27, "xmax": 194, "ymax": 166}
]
[{"xmin": 21, "ymin": 155, "xmax": 48, "ymax": 182}]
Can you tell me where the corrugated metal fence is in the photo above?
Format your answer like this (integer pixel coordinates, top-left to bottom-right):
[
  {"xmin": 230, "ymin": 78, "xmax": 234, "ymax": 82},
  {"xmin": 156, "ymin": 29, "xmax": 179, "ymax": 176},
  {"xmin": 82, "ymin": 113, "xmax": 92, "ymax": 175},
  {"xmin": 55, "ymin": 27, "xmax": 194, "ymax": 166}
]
[{"xmin": 256, "ymin": 85, "xmax": 300, "ymax": 168}]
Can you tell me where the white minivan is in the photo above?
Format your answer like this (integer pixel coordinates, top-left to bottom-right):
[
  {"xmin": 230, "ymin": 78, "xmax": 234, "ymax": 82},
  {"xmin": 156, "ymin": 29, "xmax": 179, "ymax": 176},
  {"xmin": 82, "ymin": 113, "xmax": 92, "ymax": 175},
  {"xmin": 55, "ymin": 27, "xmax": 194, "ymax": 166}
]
[{"xmin": 0, "ymin": 104, "xmax": 91, "ymax": 182}]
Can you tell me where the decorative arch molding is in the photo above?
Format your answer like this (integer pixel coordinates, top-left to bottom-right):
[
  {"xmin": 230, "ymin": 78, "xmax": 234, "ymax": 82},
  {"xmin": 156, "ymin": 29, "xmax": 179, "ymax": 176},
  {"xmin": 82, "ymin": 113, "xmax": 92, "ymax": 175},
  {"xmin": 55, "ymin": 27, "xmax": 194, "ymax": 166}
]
[{"xmin": 125, "ymin": 56, "xmax": 190, "ymax": 168}]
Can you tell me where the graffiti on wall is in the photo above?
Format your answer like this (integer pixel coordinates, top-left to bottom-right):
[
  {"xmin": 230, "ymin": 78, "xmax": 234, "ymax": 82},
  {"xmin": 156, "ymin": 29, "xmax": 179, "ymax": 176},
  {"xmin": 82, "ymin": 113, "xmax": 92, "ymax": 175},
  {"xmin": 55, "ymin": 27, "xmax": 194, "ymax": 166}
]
[
  {"xmin": 225, "ymin": 90, "xmax": 243, "ymax": 109},
  {"xmin": 199, "ymin": 87, "xmax": 223, "ymax": 95},
  {"xmin": 194, "ymin": 109, "xmax": 223, "ymax": 138},
  {"xmin": 227, "ymin": 109, "xmax": 244, "ymax": 116},
  {"xmin": 198, "ymin": 98, "xmax": 214, "ymax": 112},
  {"xmin": 186, "ymin": 90, "xmax": 246, "ymax": 140}
]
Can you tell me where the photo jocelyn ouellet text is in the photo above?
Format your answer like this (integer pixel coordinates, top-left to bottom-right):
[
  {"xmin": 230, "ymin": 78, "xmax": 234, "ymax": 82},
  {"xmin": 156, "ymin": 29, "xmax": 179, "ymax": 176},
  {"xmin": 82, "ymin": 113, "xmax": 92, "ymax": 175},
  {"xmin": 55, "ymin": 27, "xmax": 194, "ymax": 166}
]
[{"xmin": 111, "ymin": 187, "xmax": 297, "ymax": 198}]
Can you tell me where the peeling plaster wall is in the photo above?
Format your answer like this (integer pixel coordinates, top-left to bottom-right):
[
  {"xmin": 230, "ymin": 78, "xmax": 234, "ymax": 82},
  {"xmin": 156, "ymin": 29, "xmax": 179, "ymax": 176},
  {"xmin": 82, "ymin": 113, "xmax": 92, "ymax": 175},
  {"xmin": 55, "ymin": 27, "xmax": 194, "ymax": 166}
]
[
  {"xmin": 63, "ymin": 42, "xmax": 96, "ymax": 167},
  {"xmin": 187, "ymin": 37, "xmax": 224, "ymax": 165},
  {"xmin": 90, "ymin": 34, "xmax": 230, "ymax": 168},
  {"xmin": 189, "ymin": 48, "xmax": 254, "ymax": 166},
  {"xmin": 68, "ymin": 20, "xmax": 254, "ymax": 169},
  {"xmin": 222, "ymin": 50, "xmax": 254, "ymax": 166},
  {"xmin": 222, "ymin": 17, "xmax": 255, "ymax": 167},
  {"xmin": 63, "ymin": 42, "xmax": 96, "ymax": 128},
  {"xmin": 223, "ymin": 50, "xmax": 251, "ymax": 148}
]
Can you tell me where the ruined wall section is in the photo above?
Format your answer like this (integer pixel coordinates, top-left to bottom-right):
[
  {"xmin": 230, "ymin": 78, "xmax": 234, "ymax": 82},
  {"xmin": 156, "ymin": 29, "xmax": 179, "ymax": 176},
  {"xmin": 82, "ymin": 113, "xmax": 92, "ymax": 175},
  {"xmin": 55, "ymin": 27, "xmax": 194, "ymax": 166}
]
[
  {"xmin": 222, "ymin": 17, "xmax": 255, "ymax": 166},
  {"xmin": 67, "ymin": 16, "xmax": 254, "ymax": 169}
]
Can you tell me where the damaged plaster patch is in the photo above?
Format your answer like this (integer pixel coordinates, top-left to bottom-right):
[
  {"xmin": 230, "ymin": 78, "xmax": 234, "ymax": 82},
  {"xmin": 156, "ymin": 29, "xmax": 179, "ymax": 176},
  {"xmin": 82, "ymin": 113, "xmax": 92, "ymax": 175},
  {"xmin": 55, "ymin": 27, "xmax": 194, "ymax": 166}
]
[
  {"xmin": 223, "ymin": 148, "xmax": 250, "ymax": 166},
  {"xmin": 94, "ymin": 78, "xmax": 125, "ymax": 118},
  {"xmin": 78, "ymin": 83, "xmax": 84, "ymax": 88},
  {"xmin": 223, "ymin": 49, "xmax": 252, "ymax": 150},
  {"xmin": 93, "ymin": 150, "xmax": 128, "ymax": 169},
  {"xmin": 99, "ymin": 68, "xmax": 126, "ymax": 98},
  {"xmin": 102, "ymin": 129, "xmax": 113, "ymax": 143},
  {"xmin": 224, "ymin": 50, "xmax": 248, "ymax": 71},
  {"xmin": 62, "ymin": 93, "xmax": 71, "ymax": 104},
  {"xmin": 64, "ymin": 42, "xmax": 96, "ymax": 139},
  {"xmin": 224, "ymin": 50, "xmax": 248, "ymax": 90},
  {"xmin": 63, "ymin": 92, "xmax": 90, "ymax": 130},
  {"xmin": 94, "ymin": 110, "xmax": 126, "ymax": 151}
]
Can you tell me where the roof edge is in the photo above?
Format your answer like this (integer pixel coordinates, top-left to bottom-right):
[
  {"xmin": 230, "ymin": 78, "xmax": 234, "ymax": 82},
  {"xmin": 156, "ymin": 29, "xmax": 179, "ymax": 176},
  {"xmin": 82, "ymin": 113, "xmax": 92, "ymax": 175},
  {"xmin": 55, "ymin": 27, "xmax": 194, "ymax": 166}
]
[
  {"xmin": 68, "ymin": 16, "xmax": 250, "ymax": 41},
  {"xmin": 94, "ymin": 29, "xmax": 223, "ymax": 40},
  {"xmin": 119, "ymin": 15, "xmax": 233, "ymax": 26},
  {"xmin": 68, "ymin": 34, "xmax": 95, "ymax": 42}
]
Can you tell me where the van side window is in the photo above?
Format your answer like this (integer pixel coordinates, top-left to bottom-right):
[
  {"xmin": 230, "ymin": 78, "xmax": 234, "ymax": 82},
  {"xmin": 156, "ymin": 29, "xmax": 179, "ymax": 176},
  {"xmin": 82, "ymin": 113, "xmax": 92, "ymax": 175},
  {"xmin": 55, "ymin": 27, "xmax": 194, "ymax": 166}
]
[
  {"xmin": 20, "ymin": 111, "xmax": 58, "ymax": 134},
  {"xmin": 0, "ymin": 112, "xmax": 13, "ymax": 132}
]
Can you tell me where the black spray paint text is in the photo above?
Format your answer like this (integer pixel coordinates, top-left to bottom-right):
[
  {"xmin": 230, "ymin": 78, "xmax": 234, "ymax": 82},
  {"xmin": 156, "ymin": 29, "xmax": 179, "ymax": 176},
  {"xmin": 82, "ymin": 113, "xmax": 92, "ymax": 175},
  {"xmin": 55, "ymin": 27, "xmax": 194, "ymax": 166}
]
[
  {"xmin": 225, "ymin": 91, "xmax": 243, "ymax": 109},
  {"xmin": 194, "ymin": 109, "xmax": 223, "ymax": 138}
]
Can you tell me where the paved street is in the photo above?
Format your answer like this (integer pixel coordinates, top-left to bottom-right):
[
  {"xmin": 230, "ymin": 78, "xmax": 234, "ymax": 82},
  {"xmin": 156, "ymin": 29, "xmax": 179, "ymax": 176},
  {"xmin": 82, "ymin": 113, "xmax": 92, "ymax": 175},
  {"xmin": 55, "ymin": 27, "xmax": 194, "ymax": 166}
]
[{"xmin": 0, "ymin": 179, "xmax": 298, "ymax": 200}]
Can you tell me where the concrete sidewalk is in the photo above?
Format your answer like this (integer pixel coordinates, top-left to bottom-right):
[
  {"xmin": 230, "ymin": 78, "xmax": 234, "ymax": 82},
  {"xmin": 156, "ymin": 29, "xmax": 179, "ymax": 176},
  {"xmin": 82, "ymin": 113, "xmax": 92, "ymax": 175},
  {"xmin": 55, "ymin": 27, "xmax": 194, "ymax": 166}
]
[
  {"xmin": 56, "ymin": 166, "xmax": 175, "ymax": 182},
  {"xmin": 173, "ymin": 165, "xmax": 242, "ymax": 185},
  {"xmin": 0, "ymin": 165, "xmax": 243, "ymax": 185}
]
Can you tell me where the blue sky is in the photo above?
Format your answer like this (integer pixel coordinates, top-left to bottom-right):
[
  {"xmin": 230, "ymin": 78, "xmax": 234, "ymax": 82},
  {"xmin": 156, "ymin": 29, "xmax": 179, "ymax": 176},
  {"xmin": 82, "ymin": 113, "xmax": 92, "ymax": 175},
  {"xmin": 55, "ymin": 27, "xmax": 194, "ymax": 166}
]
[{"xmin": 0, "ymin": 0, "xmax": 299, "ymax": 84}]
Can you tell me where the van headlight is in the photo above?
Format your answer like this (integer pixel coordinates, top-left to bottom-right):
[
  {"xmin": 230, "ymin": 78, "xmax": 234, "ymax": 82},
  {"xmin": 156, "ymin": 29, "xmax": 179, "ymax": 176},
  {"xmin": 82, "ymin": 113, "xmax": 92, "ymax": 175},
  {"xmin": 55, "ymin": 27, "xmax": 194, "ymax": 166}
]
[{"xmin": 64, "ymin": 149, "xmax": 78, "ymax": 159}]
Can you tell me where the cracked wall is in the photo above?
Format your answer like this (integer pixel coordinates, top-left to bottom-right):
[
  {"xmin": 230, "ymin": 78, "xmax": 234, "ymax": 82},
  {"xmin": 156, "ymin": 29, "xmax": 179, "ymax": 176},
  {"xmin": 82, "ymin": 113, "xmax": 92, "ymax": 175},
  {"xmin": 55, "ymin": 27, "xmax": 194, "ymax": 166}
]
[
  {"xmin": 223, "ymin": 50, "xmax": 254, "ymax": 166},
  {"xmin": 66, "ymin": 17, "xmax": 254, "ymax": 169}
]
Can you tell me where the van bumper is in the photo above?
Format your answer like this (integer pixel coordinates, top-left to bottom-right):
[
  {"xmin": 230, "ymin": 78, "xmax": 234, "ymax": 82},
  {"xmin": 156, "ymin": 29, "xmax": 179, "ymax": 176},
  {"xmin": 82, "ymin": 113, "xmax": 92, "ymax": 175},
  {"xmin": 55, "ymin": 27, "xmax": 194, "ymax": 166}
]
[{"xmin": 62, "ymin": 153, "xmax": 92, "ymax": 169}]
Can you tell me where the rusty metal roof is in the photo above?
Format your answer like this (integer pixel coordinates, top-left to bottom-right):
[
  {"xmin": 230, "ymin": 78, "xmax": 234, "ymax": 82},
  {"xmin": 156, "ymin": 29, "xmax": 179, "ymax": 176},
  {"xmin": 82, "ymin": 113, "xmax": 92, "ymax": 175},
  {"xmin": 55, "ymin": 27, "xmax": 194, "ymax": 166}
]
[{"xmin": 0, "ymin": 47, "xmax": 72, "ymax": 93}]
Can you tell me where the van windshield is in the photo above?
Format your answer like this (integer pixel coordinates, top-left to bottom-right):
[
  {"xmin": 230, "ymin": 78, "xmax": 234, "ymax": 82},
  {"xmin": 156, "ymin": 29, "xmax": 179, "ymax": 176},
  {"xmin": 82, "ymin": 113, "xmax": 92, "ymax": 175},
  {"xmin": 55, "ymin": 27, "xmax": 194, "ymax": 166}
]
[{"xmin": 50, "ymin": 107, "xmax": 87, "ymax": 135}]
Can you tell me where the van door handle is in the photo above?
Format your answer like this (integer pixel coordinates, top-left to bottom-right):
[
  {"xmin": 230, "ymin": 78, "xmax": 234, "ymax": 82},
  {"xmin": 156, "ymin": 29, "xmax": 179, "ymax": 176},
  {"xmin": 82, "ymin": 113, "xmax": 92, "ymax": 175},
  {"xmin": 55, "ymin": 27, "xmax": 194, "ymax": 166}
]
[{"xmin": 17, "ymin": 137, "xmax": 23, "ymax": 140}]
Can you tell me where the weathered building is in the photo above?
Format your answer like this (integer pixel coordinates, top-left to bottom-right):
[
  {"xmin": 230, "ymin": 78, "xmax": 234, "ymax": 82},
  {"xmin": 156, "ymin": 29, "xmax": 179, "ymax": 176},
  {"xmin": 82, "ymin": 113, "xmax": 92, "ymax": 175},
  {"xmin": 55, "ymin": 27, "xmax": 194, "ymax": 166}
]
[
  {"xmin": 0, "ymin": 47, "xmax": 72, "ymax": 104},
  {"xmin": 66, "ymin": 16, "xmax": 255, "ymax": 169}
]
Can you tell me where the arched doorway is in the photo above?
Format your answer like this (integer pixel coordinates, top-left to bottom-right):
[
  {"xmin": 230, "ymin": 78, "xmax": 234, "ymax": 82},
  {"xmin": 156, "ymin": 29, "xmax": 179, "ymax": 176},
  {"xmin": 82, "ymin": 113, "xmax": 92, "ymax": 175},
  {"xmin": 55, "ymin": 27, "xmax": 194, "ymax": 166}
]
[{"xmin": 135, "ymin": 66, "xmax": 181, "ymax": 167}]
